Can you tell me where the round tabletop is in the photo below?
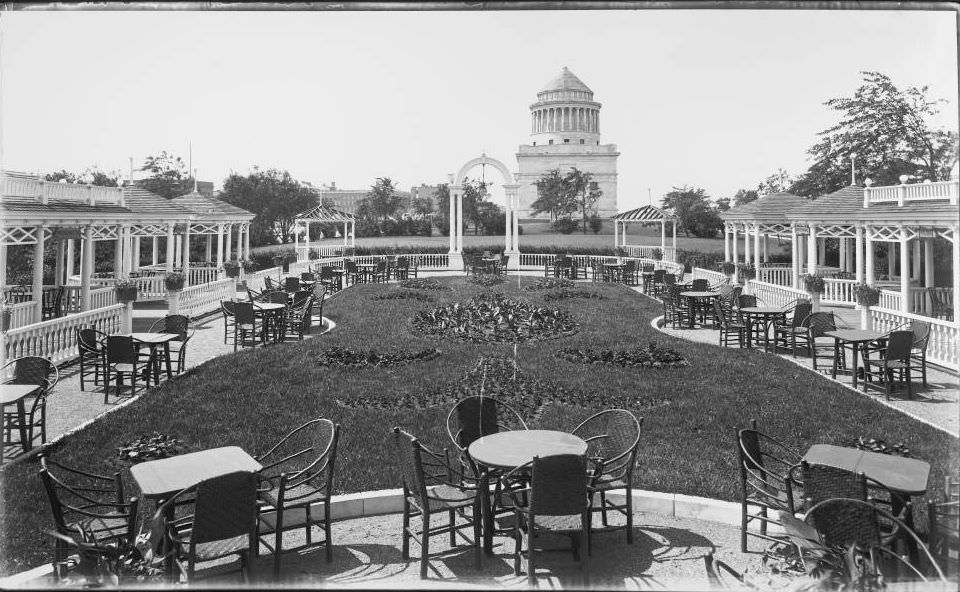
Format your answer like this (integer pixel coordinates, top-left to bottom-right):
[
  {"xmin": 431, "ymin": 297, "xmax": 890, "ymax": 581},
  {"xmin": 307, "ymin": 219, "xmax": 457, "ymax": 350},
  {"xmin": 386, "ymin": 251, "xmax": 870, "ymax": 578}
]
[
  {"xmin": 468, "ymin": 430, "xmax": 587, "ymax": 470},
  {"xmin": 680, "ymin": 291, "xmax": 719, "ymax": 298},
  {"xmin": 253, "ymin": 302, "xmax": 286, "ymax": 311},
  {"xmin": 824, "ymin": 329, "xmax": 887, "ymax": 343},
  {"xmin": 741, "ymin": 306, "xmax": 783, "ymax": 315}
]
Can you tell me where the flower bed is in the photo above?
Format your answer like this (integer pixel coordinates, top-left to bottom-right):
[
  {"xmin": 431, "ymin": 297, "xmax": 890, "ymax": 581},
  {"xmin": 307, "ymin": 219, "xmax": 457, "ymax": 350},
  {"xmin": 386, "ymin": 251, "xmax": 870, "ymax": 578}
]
[
  {"xmin": 117, "ymin": 432, "xmax": 188, "ymax": 463},
  {"xmin": 467, "ymin": 274, "xmax": 505, "ymax": 287},
  {"xmin": 368, "ymin": 289, "xmax": 436, "ymax": 303},
  {"xmin": 412, "ymin": 292, "xmax": 579, "ymax": 343},
  {"xmin": 555, "ymin": 343, "xmax": 689, "ymax": 368},
  {"xmin": 543, "ymin": 287, "xmax": 605, "ymax": 301},
  {"xmin": 523, "ymin": 277, "xmax": 578, "ymax": 291},
  {"xmin": 317, "ymin": 346, "xmax": 440, "ymax": 367},
  {"xmin": 398, "ymin": 278, "xmax": 453, "ymax": 291}
]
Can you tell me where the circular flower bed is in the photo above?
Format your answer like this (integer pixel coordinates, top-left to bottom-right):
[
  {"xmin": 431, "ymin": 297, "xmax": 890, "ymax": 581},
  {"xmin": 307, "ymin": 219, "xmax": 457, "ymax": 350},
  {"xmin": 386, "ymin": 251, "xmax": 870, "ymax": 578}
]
[
  {"xmin": 412, "ymin": 292, "xmax": 579, "ymax": 343},
  {"xmin": 117, "ymin": 432, "xmax": 188, "ymax": 463},
  {"xmin": 398, "ymin": 278, "xmax": 453, "ymax": 291},
  {"xmin": 317, "ymin": 346, "xmax": 440, "ymax": 367},
  {"xmin": 523, "ymin": 277, "xmax": 577, "ymax": 291},
  {"xmin": 542, "ymin": 288, "xmax": 605, "ymax": 301},
  {"xmin": 468, "ymin": 274, "xmax": 505, "ymax": 287},
  {"xmin": 369, "ymin": 289, "xmax": 436, "ymax": 303},
  {"xmin": 555, "ymin": 343, "xmax": 688, "ymax": 368},
  {"xmin": 337, "ymin": 356, "xmax": 672, "ymax": 412}
]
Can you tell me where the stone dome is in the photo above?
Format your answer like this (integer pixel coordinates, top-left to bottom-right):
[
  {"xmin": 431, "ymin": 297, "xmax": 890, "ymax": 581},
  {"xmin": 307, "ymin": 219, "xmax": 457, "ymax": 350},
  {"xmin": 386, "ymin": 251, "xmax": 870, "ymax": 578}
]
[{"xmin": 539, "ymin": 66, "xmax": 592, "ymax": 94}]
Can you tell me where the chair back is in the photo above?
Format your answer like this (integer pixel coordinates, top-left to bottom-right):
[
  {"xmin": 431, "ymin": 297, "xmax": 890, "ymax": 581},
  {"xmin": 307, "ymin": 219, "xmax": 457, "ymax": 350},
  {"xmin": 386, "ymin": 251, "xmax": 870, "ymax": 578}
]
[
  {"xmin": 909, "ymin": 320, "xmax": 931, "ymax": 351},
  {"xmin": 623, "ymin": 260, "xmax": 637, "ymax": 274},
  {"xmin": 530, "ymin": 454, "xmax": 588, "ymax": 516},
  {"xmin": 284, "ymin": 277, "xmax": 300, "ymax": 293},
  {"xmin": 392, "ymin": 428, "xmax": 431, "ymax": 501},
  {"xmin": 500, "ymin": 255, "xmax": 509, "ymax": 269},
  {"xmin": 884, "ymin": 330, "xmax": 914, "ymax": 363},
  {"xmin": 150, "ymin": 315, "xmax": 189, "ymax": 341},
  {"xmin": 572, "ymin": 409, "xmax": 642, "ymax": 482},
  {"xmin": 641, "ymin": 263, "xmax": 654, "ymax": 273},
  {"xmin": 267, "ymin": 291, "xmax": 289, "ymax": 305},
  {"xmin": 664, "ymin": 273, "xmax": 676, "ymax": 286},
  {"xmin": 189, "ymin": 471, "xmax": 258, "ymax": 545},
  {"xmin": 713, "ymin": 299, "xmax": 732, "ymax": 326},
  {"xmin": 652, "ymin": 269, "xmax": 665, "ymax": 283},
  {"xmin": 3, "ymin": 355, "xmax": 57, "ymax": 390},
  {"xmin": 736, "ymin": 294, "xmax": 757, "ymax": 309},
  {"xmin": 801, "ymin": 461, "xmax": 868, "ymax": 507},
  {"xmin": 927, "ymin": 499, "xmax": 960, "ymax": 576},
  {"xmin": 235, "ymin": 301, "xmax": 256, "ymax": 325},
  {"xmin": 43, "ymin": 287, "xmax": 64, "ymax": 311},
  {"xmin": 803, "ymin": 493, "xmax": 881, "ymax": 549},
  {"xmin": 258, "ymin": 419, "xmax": 340, "ymax": 499},
  {"xmin": 221, "ymin": 300, "xmax": 236, "ymax": 317},
  {"xmin": 293, "ymin": 289, "xmax": 312, "ymax": 303},
  {"xmin": 264, "ymin": 276, "xmax": 276, "ymax": 291},
  {"xmin": 300, "ymin": 272, "xmax": 315, "ymax": 282},
  {"xmin": 345, "ymin": 260, "xmax": 358, "ymax": 273},
  {"xmin": 319, "ymin": 266, "xmax": 335, "ymax": 280},
  {"xmin": 76, "ymin": 328, "xmax": 103, "ymax": 354},
  {"xmin": 806, "ymin": 312, "xmax": 837, "ymax": 338},
  {"xmin": 790, "ymin": 301, "xmax": 813, "ymax": 328},
  {"xmin": 447, "ymin": 396, "xmax": 527, "ymax": 451},
  {"xmin": 312, "ymin": 283, "xmax": 327, "ymax": 302},
  {"xmin": 691, "ymin": 278, "xmax": 709, "ymax": 292},
  {"xmin": 397, "ymin": 256, "xmax": 409, "ymax": 268},
  {"xmin": 106, "ymin": 336, "xmax": 138, "ymax": 365}
]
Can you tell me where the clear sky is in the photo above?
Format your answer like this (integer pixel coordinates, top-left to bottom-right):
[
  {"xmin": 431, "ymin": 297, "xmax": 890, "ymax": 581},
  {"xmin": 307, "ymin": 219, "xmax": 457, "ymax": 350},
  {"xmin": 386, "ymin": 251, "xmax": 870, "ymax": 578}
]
[{"xmin": 1, "ymin": 6, "xmax": 957, "ymax": 211}]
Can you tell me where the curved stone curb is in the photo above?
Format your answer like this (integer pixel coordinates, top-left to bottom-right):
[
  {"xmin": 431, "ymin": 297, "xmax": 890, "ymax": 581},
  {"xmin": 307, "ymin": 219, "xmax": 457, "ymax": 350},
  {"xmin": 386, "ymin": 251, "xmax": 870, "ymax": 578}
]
[{"xmin": 0, "ymin": 486, "xmax": 743, "ymax": 587}]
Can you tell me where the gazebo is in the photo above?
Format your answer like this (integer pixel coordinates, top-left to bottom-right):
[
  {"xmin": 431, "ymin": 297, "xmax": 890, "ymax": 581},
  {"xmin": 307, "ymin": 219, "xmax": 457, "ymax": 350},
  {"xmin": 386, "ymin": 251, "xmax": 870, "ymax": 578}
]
[
  {"xmin": 611, "ymin": 205, "xmax": 678, "ymax": 261},
  {"xmin": 292, "ymin": 204, "xmax": 356, "ymax": 261}
]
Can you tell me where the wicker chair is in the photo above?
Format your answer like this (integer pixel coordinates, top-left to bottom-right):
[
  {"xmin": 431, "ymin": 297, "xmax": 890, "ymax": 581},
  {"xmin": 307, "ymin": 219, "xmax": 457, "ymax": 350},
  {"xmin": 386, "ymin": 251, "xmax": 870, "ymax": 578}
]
[
  {"xmin": 862, "ymin": 330, "xmax": 914, "ymax": 400},
  {"xmin": 76, "ymin": 328, "xmax": 107, "ymax": 391},
  {"xmin": 233, "ymin": 301, "xmax": 265, "ymax": 351},
  {"xmin": 343, "ymin": 260, "xmax": 360, "ymax": 286},
  {"xmin": 713, "ymin": 299, "xmax": 746, "ymax": 347},
  {"xmin": 621, "ymin": 260, "xmax": 638, "ymax": 286},
  {"xmin": 42, "ymin": 286, "xmax": 65, "ymax": 320},
  {"xmin": 221, "ymin": 301, "xmax": 237, "ymax": 344},
  {"xmin": 149, "ymin": 315, "xmax": 194, "ymax": 375},
  {"xmin": 257, "ymin": 419, "xmax": 340, "ymax": 577},
  {"xmin": 311, "ymin": 283, "xmax": 327, "ymax": 324},
  {"xmin": 926, "ymin": 498, "xmax": 959, "ymax": 577},
  {"xmin": 316, "ymin": 266, "xmax": 340, "ymax": 292},
  {"xmin": 497, "ymin": 255, "xmax": 510, "ymax": 276},
  {"xmin": 264, "ymin": 276, "xmax": 277, "ymax": 291},
  {"xmin": 283, "ymin": 296, "xmax": 314, "ymax": 341},
  {"xmin": 908, "ymin": 320, "xmax": 931, "ymax": 387},
  {"xmin": 2, "ymin": 356, "xmax": 59, "ymax": 454},
  {"xmin": 928, "ymin": 287, "xmax": 954, "ymax": 321},
  {"xmin": 156, "ymin": 471, "xmax": 259, "ymax": 583},
  {"xmin": 735, "ymin": 419, "xmax": 802, "ymax": 553},
  {"xmin": 104, "ymin": 337, "xmax": 153, "ymax": 401},
  {"xmin": 572, "ymin": 409, "xmax": 642, "ymax": 543},
  {"xmin": 690, "ymin": 278, "xmax": 709, "ymax": 292},
  {"xmin": 38, "ymin": 454, "xmax": 139, "ymax": 564},
  {"xmin": 505, "ymin": 454, "xmax": 592, "ymax": 587},
  {"xmin": 773, "ymin": 299, "xmax": 813, "ymax": 358},
  {"xmin": 804, "ymin": 312, "xmax": 845, "ymax": 373},
  {"xmin": 370, "ymin": 260, "xmax": 388, "ymax": 283},
  {"xmin": 392, "ymin": 427, "xmax": 482, "ymax": 579},
  {"xmin": 662, "ymin": 285, "xmax": 692, "ymax": 329}
]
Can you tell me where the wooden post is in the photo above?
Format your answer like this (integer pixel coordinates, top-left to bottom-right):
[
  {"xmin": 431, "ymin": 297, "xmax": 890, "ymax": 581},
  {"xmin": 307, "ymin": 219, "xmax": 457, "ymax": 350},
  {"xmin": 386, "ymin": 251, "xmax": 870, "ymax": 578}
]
[
  {"xmin": 81, "ymin": 225, "xmax": 94, "ymax": 311},
  {"xmin": 899, "ymin": 228, "xmax": 910, "ymax": 314},
  {"xmin": 32, "ymin": 227, "xmax": 45, "ymax": 324}
]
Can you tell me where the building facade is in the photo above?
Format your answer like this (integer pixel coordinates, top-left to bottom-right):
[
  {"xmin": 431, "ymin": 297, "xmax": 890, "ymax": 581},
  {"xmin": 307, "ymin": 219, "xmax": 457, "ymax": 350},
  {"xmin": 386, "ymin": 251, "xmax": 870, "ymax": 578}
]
[{"xmin": 515, "ymin": 67, "xmax": 620, "ymax": 219}]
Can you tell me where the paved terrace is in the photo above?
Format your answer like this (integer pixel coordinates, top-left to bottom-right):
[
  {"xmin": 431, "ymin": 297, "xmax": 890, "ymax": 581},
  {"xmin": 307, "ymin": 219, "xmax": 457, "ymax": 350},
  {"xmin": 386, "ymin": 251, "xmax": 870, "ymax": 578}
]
[{"xmin": 4, "ymin": 270, "xmax": 957, "ymax": 588}]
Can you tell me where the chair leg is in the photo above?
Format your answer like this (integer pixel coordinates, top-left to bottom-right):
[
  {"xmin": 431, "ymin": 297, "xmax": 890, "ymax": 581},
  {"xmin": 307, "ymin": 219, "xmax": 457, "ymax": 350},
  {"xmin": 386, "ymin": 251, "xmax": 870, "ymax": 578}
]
[
  {"xmin": 449, "ymin": 509, "xmax": 456, "ymax": 547},
  {"xmin": 527, "ymin": 523, "xmax": 536, "ymax": 588},
  {"xmin": 325, "ymin": 505, "xmax": 333, "ymax": 563},
  {"xmin": 473, "ymin": 501, "xmax": 481, "ymax": 570},
  {"xmin": 401, "ymin": 499, "xmax": 411, "ymax": 560},
  {"xmin": 625, "ymin": 485, "xmax": 633, "ymax": 544},
  {"xmin": 420, "ymin": 512, "xmax": 430, "ymax": 579},
  {"xmin": 740, "ymin": 502, "xmax": 748, "ymax": 553}
]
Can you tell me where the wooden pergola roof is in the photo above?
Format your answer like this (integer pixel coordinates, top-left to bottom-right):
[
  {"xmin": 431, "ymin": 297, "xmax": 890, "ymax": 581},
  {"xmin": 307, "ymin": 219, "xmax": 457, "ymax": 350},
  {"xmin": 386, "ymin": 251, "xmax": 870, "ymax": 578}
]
[
  {"xmin": 294, "ymin": 204, "xmax": 355, "ymax": 222},
  {"xmin": 612, "ymin": 205, "xmax": 675, "ymax": 222},
  {"xmin": 720, "ymin": 192, "xmax": 811, "ymax": 222}
]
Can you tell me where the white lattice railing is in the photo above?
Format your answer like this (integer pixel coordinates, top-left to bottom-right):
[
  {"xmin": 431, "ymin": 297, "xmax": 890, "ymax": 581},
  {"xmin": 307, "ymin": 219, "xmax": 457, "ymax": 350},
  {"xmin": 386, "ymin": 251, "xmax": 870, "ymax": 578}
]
[
  {"xmin": 7, "ymin": 301, "xmax": 38, "ymax": 330},
  {"xmin": 187, "ymin": 266, "xmax": 221, "ymax": 286},
  {"xmin": 245, "ymin": 267, "xmax": 283, "ymax": 292},
  {"xmin": 758, "ymin": 266, "xmax": 792, "ymax": 286},
  {"xmin": 749, "ymin": 280, "xmax": 808, "ymax": 309},
  {"xmin": 864, "ymin": 180, "xmax": 959, "ymax": 206},
  {"xmin": 177, "ymin": 278, "xmax": 235, "ymax": 319},
  {"xmin": 691, "ymin": 268, "xmax": 727, "ymax": 285},
  {"xmin": 90, "ymin": 287, "xmax": 117, "ymax": 310},
  {"xmin": 621, "ymin": 245, "xmax": 677, "ymax": 262},
  {"xmin": 296, "ymin": 245, "xmax": 349, "ymax": 261},
  {"xmin": 3, "ymin": 304, "xmax": 123, "ymax": 365},
  {"xmin": 822, "ymin": 279, "xmax": 858, "ymax": 306},
  {"xmin": 2, "ymin": 174, "xmax": 124, "ymax": 205},
  {"xmin": 870, "ymin": 307, "xmax": 959, "ymax": 371},
  {"xmin": 879, "ymin": 289, "xmax": 902, "ymax": 312},
  {"xmin": 134, "ymin": 275, "xmax": 167, "ymax": 300}
]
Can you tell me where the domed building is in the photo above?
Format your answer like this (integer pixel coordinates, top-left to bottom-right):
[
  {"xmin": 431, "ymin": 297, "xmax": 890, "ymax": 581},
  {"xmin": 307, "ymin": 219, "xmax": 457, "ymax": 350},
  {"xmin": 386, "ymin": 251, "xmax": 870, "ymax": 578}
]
[{"xmin": 515, "ymin": 67, "xmax": 620, "ymax": 219}]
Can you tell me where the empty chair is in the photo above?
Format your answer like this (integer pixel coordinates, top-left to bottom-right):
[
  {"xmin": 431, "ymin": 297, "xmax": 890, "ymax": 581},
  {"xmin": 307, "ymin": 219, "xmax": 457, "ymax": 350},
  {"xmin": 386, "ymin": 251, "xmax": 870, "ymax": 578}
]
[
  {"xmin": 234, "ymin": 301, "xmax": 264, "ymax": 350},
  {"xmin": 908, "ymin": 320, "xmax": 931, "ymax": 386},
  {"xmin": 572, "ymin": 409, "xmax": 642, "ymax": 543},
  {"xmin": 446, "ymin": 396, "xmax": 528, "ymax": 457},
  {"xmin": 621, "ymin": 260, "xmax": 638, "ymax": 285},
  {"xmin": 300, "ymin": 272, "xmax": 316, "ymax": 283},
  {"xmin": 221, "ymin": 300, "xmax": 237, "ymax": 344},
  {"xmin": 690, "ymin": 278, "xmax": 709, "ymax": 292},
  {"xmin": 344, "ymin": 260, "xmax": 359, "ymax": 286},
  {"xmin": 926, "ymin": 498, "xmax": 959, "ymax": 577},
  {"xmin": 651, "ymin": 269, "xmax": 666, "ymax": 295},
  {"xmin": 264, "ymin": 276, "xmax": 277, "ymax": 291},
  {"xmin": 311, "ymin": 283, "xmax": 327, "ymax": 324},
  {"xmin": 505, "ymin": 454, "xmax": 592, "ymax": 587},
  {"xmin": 42, "ymin": 287, "xmax": 65, "ymax": 320},
  {"xmin": 370, "ymin": 260, "xmax": 388, "ymax": 283},
  {"xmin": 149, "ymin": 315, "xmax": 194, "ymax": 374},
  {"xmin": 713, "ymin": 299, "xmax": 746, "ymax": 348},
  {"xmin": 38, "ymin": 454, "xmax": 139, "ymax": 564},
  {"xmin": 804, "ymin": 312, "xmax": 844, "ymax": 372},
  {"xmin": 104, "ymin": 337, "xmax": 153, "ymax": 401},
  {"xmin": 283, "ymin": 296, "xmax": 313, "ymax": 341},
  {"xmin": 862, "ymin": 330, "xmax": 914, "ymax": 400},
  {"xmin": 736, "ymin": 419, "xmax": 802, "ymax": 552},
  {"xmin": 392, "ymin": 427, "xmax": 482, "ymax": 579},
  {"xmin": 284, "ymin": 277, "xmax": 300, "ymax": 293},
  {"xmin": 76, "ymin": 328, "xmax": 107, "ymax": 391},
  {"xmin": 2, "ymin": 356, "xmax": 59, "ymax": 453},
  {"xmin": 774, "ymin": 299, "xmax": 813, "ymax": 358},
  {"xmin": 318, "ymin": 266, "xmax": 341, "ymax": 292},
  {"xmin": 157, "ymin": 471, "xmax": 259, "ymax": 583},
  {"xmin": 257, "ymin": 419, "xmax": 340, "ymax": 577}
]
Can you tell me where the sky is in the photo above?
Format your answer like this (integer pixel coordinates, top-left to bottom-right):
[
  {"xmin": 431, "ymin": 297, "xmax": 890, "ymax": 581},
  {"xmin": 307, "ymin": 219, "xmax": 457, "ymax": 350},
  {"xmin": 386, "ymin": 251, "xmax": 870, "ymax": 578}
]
[{"xmin": 1, "ymin": 6, "xmax": 957, "ymax": 211}]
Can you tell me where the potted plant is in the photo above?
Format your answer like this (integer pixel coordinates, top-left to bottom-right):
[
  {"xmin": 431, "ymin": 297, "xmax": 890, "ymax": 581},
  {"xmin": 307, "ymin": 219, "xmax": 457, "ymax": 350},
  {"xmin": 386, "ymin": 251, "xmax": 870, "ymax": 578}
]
[
  {"xmin": 241, "ymin": 259, "xmax": 258, "ymax": 274},
  {"xmin": 163, "ymin": 272, "xmax": 185, "ymax": 292},
  {"xmin": 114, "ymin": 277, "xmax": 138, "ymax": 303},
  {"xmin": 0, "ymin": 298, "xmax": 11, "ymax": 332},
  {"xmin": 802, "ymin": 273, "xmax": 825, "ymax": 312},
  {"xmin": 720, "ymin": 261, "xmax": 736, "ymax": 279},
  {"xmin": 739, "ymin": 263, "xmax": 756, "ymax": 281},
  {"xmin": 308, "ymin": 249, "xmax": 320, "ymax": 261},
  {"xmin": 222, "ymin": 261, "xmax": 240, "ymax": 278},
  {"xmin": 853, "ymin": 282, "xmax": 881, "ymax": 330}
]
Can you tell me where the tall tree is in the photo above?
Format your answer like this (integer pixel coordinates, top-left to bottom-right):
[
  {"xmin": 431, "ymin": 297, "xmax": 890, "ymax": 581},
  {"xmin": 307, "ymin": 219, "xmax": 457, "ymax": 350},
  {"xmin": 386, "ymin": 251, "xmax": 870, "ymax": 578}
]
[
  {"xmin": 791, "ymin": 71, "xmax": 958, "ymax": 197},
  {"xmin": 531, "ymin": 168, "xmax": 572, "ymax": 221},
  {"xmin": 757, "ymin": 168, "xmax": 795, "ymax": 195},
  {"xmin": 732, "ymin": 189, "xmax": 759, "ymax": 207},
  {"xmin": 219, "ymin": 168, "xmax": 319, "ymax": 246},
  {"xmin": 564, "ymin": 167, "xmax": 603, "ymax": 234},
  {"xmin": 137, "ymin": 151, "xmax": 194, "ymax": 198},
  {"xmin": 661, "ymin": 185, "xmax": 723, "ymax": 238},
  {"xmin": 357, "ymin": 177, "xmax": 402, "ymax": 222},
  {"xmin": 459, "ymin": 177, "xmax": 489, "ymax": 235}
]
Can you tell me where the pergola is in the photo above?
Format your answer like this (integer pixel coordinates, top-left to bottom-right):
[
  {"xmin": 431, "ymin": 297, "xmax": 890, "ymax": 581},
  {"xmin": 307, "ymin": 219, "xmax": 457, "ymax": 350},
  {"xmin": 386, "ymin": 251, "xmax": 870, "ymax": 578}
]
[
  {"xmin": 611, "ymin": 205, "xmax": 677, "ymax": 260},
  {"xmin": 720, "ymin": 180, "xmax": 959, "ymax": 320},
  {"xmin": 1, "ymin": 171, "xmax": 254, "ymax": 328},
  {"xmin": 292, "ymin": 204, "xmax": 356, "ymax": 259}
]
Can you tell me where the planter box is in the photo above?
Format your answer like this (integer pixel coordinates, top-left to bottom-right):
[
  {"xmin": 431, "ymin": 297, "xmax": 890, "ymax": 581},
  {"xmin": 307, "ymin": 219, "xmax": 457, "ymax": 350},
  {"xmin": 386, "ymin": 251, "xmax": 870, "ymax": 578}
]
[{"xmin": 115, "ymin": 287, "xmax": 138, "ymax": 303}]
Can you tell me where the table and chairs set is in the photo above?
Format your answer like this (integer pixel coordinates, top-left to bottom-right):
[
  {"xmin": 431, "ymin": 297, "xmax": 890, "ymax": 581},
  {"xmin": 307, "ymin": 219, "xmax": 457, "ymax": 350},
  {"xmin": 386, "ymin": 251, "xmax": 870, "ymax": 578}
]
[
  {"xmin": 735, "ymin": 418, "xmax": 956, "ymax": 582},
  {"xmin": 224, "ymin": 280, "xmax": 327, "ymax": 350},
  {"xmin": 464, "ymin": 252, "xmax": 510, "ymax": 276},
  {"xmin": 308, "ymin": 256, "xmax": 418, "ymax": 290}
]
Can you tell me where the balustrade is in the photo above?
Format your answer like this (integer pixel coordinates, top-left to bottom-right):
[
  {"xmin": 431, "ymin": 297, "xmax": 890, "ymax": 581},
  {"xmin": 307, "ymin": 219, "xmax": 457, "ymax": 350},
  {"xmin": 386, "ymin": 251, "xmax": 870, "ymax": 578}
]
[
  {"xmin": 3, "ymin": 304, "xmax": 123, "ymax": 365},
  {"xmin": 822, "ymin": 278, "xmax": 857, "ymax": 306},
  {"xmin": 177, "ymin": 279, "xmax": 235, "ymax": 319},
  {"xmin": 748, "ymin": 280, "xmax": 808, "ymax": 309},
  {"xmin": 871, "ymin": 307, "xmax": 958, "ymax": 371},
  {"xmin": 758, "ymin": 266, "xmax": 792, "ymax": 286}
]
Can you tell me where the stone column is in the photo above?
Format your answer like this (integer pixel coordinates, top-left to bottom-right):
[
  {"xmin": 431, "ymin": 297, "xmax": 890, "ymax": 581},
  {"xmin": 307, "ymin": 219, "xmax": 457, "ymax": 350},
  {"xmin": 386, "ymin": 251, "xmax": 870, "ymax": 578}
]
[
  {"xmin": 448, "ymin": 189, "xmax": 456, "ymax": 253},
  {"xmin": 613, "ymin": 220, "xmax": 619, "ymax": 250},
  {"xmin": 31, "ymin": 228, "xmax": 45, "ymax": 324},
  {"xmin": 122, "ymin": 229, "xmax": 133, "ymax": 275},
  {"xmin": 205, "ymin": 235, "xmax": 213, "ymax": 263},
  {"xmin": 456, "ymin": 188, "xmax": 464, "ymax": 253},
  {"xmin": 807, "ymin": 224, "xmax": 818, "ymax": 275},
  {"xmin": 762, "ymin": 234, "xmax": 769, "ymax": 263},
  {"xmin": 839, "ymin": 238, "xmax": 847, "ymax": 271},
  {"xmin": 744, "ymin": 223, "xmax": 752, "ymax": 267},
  {"xmin": 732, "ymin": 224, "xmax": 739, "ymax": 266},
  {"xmin": 304, "ymin": 221, "xmax": 311, "ymax": 259},
  {"xmin": 166, "ymin": 224, "xmax": 175, "ymax": 273},
  {"xmin": 855, "ymin": 226, "xmax": 864, "ymax": 284},
  {"xmin": 672, "ymin": 221, "xmax": 677, "ymax": 259},
  {"xmin": 899, "ymin": 228, "xmax": 910, "ymax": 313},
  {"xmin": 817, "ymin": 238, "xmax": 826, "ymax": 268},
  {"xmin": 911, "ymin": 239, "xmax": 921, "ymax": 280},
  {"xmin": 114, "ymin": 226, "xmax": 124, "ymax": 277},
  {"xmin": 245, "ymin": 225, "xmax": 251, "ymax": 259},
  {"xmin": 81, "ymin": 225, "xmax": 94, "ymax": 311},
  {"xmin": 790, "ymin": 223, "xmax": 799, "ymax": 288},
  {"xmin": 753, "ymin": 225, "xmax": 761, "ymax": 272},
  {"xmin": 660, "ymin": 220, "xmax": 666, "ymax": 254},
  {"xmin": 887, "ymin": 243, "xmax": 896, "ymax": 278},
  {"xmin": 132, "ymin": 236, "xmax": 140, "ymax": 272}
]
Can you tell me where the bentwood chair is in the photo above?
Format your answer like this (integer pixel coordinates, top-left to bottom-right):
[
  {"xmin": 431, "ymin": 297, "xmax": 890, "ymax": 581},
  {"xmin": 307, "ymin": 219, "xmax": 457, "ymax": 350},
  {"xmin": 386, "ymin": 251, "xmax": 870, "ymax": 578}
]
[
  {"xmin": 104, "ymin": 337, "xmax": 153, "ymax": 401},
  {"xmin": 804, "ymin": 312, "xmax": 846, "ymax": 373},
  {"xmin": 506, "ymin": 454, "xmax": 592, "ymax": 587},
  {"xmin": 392, "ymin": 427, "xmax": 483, "ymax": 580},
  {"xmin": 735, "ymin": 419, "xmax": 802, "ymax": 553},
  {"xmin": 257, "ymin": 418, "xmax": 340, "ymax": 577},
  {"xmin": 264, "ymin": 276, "xmax": 277, "ymax": 292},
  {"xmin": 39, "ymin": 454, "xmax": 140, "ymax": 565},
  {"xmin": 908, "ymin": 320, "xmax": 931, "ymax": 387},
  {"xmin": 42, "ymin": 286, "xmax": 65, "ymax": 320},
  {"xmin": 2, "ymin": 356, "xmax": 59, "ymax": 453},
  {"xmin": 926, "ymin": 498, "xmax": 959, "ymax": 576},
  {"xmin": 572, "ymin": 409, "xmax": 642, "ymax": 543},
  {"xmin": 283, "ymin": 295, "xmax": 313, "ymax": 341},
  {"xmin": 76, "ymin": 328, "xmax": 108, "ymax": 391},
  {"xmin": 221, "ymin": 300, "xmax": 237, "ymax": 344},
  {"xmin": 156, "ymin": 471, "xmax": 259, "ymax": 583},
  {"xmin": 862, "ymin": 330, "xmax": 914, "ymax": 400},
  {"xmin": 318, "ymin": 266, "xmax": 341, "ymax": 292},
  {"xmin": 234, "ymin": 301, "xmax": 265, "ymax": 351},
  {"xmin": 713, "ymin": 299, "xmax": 746, "ymax": 348},
  {"xmin": 284, "ymin": 277, "xmax": 301, "ymax": 293},
  {"xmin": 149, "ymin": 315, "xmax": 194, "ymax": 375}
]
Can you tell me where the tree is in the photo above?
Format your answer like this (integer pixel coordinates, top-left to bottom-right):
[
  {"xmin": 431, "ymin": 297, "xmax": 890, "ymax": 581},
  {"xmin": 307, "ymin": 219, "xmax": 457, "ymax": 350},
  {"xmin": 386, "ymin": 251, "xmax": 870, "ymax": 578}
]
[
  {"xmin": 791, "ymin": 71, "xmax": 958, "ymax": 197},
  {"xmin": 137, "ymin": 151, "xmax": 194, "ymax": 198},
  {"xmin": 411, "ymin": 192, "xmax": 434, "ymax": 216},
  {"xmin": 531, "ymin": 168, "xmax": 574, "ymax": 221},
  {"xmin": 219, "ymin": 168, "xmax": 319, "ymax": 246},
  {"xmin": 757, "ymin": 169, "xmax": 795, "ymax": 196},
  {"xmin": 732, "ymin": 188, "xmax": 759, "ymax": 207},
  {"xmin": 357, "ymin": 177, "xmax": 402, "ymax": 222},
  {"xmin": 660, "ymin": 185, "xmax": 723, "ymax": 238},
  {"xmin": 564, "ymin": 167, "xmax": 603, "ymax": 234},
  {"xmin": 45, "ymin": 167, "xmax": 120, "ymax": 187},
  {"xmin": 715, "ymin": 197, "xmax": 732, "ymax": 212},
  {"xmin": 459, "ymin": 177, "xmax": 489, "ymax": 235},
  {"xmin": 433, "ymin": 184, "xmax": 451, "ymax": 236}
]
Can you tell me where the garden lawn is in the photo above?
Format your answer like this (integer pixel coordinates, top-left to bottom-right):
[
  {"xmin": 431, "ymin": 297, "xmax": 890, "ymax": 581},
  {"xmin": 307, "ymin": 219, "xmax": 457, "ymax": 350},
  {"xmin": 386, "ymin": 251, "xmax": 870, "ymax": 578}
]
[{"xmin": 1, "ymin": 275, "xmax": 956, "ymax": 575}]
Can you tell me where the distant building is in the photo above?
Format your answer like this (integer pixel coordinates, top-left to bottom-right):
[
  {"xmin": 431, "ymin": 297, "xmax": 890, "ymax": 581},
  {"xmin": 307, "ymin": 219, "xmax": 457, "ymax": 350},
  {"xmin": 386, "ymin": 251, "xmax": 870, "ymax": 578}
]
[
  {"xmin": 318, "ymin": 181, "xmax": 414, "ymax": 215},
  {"xmin": 515, "ymin": 67, "xmax": 619, "ymax": 218},
  {"xmin": 410, "ymin": 184, "xmax": 442, "ymax": 213}
]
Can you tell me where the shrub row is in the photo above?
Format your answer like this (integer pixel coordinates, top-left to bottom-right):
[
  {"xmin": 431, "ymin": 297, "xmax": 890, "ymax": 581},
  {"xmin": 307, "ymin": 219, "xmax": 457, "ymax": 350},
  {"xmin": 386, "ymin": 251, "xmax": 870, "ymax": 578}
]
[{"xmin": 317, "ymin": 346, "xmax": 441, "ymax": 367}]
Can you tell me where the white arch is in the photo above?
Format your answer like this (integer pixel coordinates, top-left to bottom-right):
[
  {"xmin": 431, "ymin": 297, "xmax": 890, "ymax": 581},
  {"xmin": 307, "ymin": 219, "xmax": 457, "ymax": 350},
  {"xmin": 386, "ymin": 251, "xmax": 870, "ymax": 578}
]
[{"xmin": 454, "ymin": 153, "xmax": 516, "ymax": 186}]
